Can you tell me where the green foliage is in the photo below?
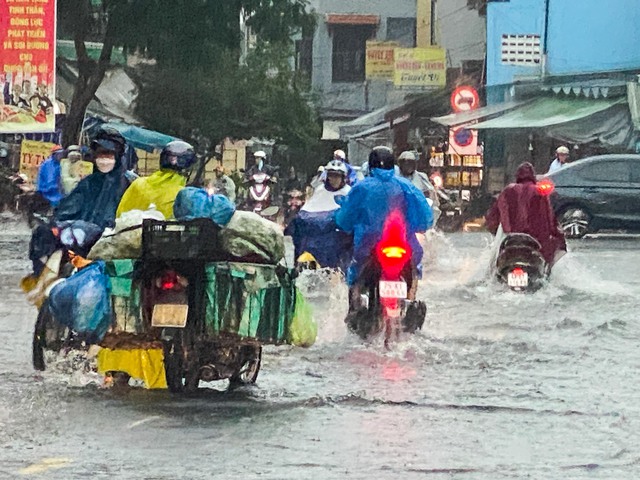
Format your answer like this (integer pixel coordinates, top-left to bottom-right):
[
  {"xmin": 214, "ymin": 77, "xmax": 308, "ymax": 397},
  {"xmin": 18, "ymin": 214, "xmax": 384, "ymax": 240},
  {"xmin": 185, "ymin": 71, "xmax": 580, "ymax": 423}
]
[
  {"xmin": 58, "ymin": 0, "xmax": 318, "ymax": 148},
  {"xmin": 135, "ymin": 46, "xmax": 321, "ymax": 155}
]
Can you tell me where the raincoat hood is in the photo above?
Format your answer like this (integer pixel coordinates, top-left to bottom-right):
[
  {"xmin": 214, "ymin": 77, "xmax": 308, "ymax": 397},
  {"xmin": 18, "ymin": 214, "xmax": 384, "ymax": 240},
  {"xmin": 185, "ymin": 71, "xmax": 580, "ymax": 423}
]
[
  {"xmin": 516, "ymin": 162, "xmax": 536, "ymax": 184},
  {"xmin": 371, "ymin": 168, "xmax": 396, "ymax": 181}
]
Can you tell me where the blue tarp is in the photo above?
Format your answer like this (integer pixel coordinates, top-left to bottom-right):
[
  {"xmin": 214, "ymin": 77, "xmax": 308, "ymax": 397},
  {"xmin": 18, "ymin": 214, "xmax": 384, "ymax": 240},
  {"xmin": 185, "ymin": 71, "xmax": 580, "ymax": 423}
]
[{"xmin": 102, "ymin": 122, "xmax": 178, "ymax": 152}]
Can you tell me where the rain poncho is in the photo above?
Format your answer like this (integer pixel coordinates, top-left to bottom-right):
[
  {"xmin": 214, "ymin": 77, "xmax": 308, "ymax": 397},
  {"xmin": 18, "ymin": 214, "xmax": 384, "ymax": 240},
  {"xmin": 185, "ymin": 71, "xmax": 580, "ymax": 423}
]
[
  {"xmin": 285, "ymin": 184, "xmax": 352, "ymax": 269},
  {"xmin": 335, "ymin": 168, "xmax": 433, "ymax": 285},
  {"xmin": 485, "ymin": 162, "xmax": 566, "ymax": 265},
  {"xmin": 116, "ymin": 169, "xmax": 186, "ymax": 219},
  {"xmin": 55, "ymin": 158, "xmax": 131, "ymax": 230},
  {"xmin": 36, "ymin": 155, "xmax": 62, "ymax": 206}
]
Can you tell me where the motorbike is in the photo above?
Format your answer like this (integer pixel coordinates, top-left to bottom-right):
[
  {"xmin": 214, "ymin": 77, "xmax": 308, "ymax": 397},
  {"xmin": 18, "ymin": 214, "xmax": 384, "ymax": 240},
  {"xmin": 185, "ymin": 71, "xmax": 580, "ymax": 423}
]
[
  {"xmin": 435, "ymin": 188, "xmax": 465, "ymax": 232},
  {"xmin": 243, "ymin": 171, "xmax": 279, "ymax": 218},
  {"xmin": 145, "ymin": 260, "xmax": 262, "ymax": 391},
  {"xmin": 495, "ymin": 233, "xmax": 547, "ymax": 292},
  {"xmin": 345, "ymin": 212, "xmax": 426, "ymax": 347},
  {"xmin": 32, "ymin": 218, "xmax": 299, "ymax": 392}
]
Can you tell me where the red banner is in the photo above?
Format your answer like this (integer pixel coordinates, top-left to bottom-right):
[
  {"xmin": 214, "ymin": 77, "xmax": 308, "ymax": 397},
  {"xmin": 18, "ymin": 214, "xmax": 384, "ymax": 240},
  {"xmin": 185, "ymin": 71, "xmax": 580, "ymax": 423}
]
[{"xmin": 0, "ymin": 0, "xmax": 56, "ymax": 133}]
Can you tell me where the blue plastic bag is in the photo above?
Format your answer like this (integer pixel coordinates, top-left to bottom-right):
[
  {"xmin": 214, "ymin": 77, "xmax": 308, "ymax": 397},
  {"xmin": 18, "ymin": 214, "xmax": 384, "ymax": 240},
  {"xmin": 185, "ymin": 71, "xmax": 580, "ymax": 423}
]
[
  {"xmin": 48, "ymin": 261, "xmax": 113, "ymax": 343},
  {"xmin": 173, "ymin": 187, "xmax": 235, "ymax": 226}
]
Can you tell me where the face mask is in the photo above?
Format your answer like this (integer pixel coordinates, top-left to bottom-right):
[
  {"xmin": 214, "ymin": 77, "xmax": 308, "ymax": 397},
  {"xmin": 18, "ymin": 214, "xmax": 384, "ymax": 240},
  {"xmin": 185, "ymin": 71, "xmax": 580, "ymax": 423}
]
[{"xmin": 95, "ymin": 155, "xmax": 116, "ymax": 173}]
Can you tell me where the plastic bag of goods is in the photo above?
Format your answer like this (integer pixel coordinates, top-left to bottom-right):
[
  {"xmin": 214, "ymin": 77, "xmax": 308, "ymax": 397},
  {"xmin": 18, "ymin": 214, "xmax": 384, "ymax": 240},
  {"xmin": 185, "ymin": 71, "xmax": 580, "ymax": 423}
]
[
  {"xmin": 88, "ymin": 208, "xmax": 165, "ymax": 260},
  {"xmin": 220, "ymin": 210, "xmax": 285, "ymax": 263},
  {"xmin": 288, "ymin": 290, "xmax": 317, "ymax": 347},
  {"xmin": 173, "ymin": 187, "xmax": 235, "ymax": 227},
  {"xmin": 48, "ymin": 261, "xmax": 113, "ymax": 343}
]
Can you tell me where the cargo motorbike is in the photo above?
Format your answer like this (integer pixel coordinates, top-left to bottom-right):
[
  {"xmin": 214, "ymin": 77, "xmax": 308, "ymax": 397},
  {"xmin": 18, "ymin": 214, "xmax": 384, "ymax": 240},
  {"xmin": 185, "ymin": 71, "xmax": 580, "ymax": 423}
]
[
  {"xmin": 346, "ymin": 212, "xmax": 426, "ymax": 347},
  {"xmin": 32, "ymin": 218, "xmax": 298, "ymax": 391}
]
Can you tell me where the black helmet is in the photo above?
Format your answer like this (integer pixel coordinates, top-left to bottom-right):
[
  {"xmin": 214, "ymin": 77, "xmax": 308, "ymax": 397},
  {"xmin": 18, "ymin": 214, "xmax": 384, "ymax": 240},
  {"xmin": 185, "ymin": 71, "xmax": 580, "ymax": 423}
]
[
  {"xmin": 160, "ymin": 140, "xmax": 196, "ymax": 171},
  {"xmin": 368, "ymin": 146, "xmax": 395, "ymax": 170},
  {"xmin": 90, "ymin": 125, "xmax": 126, "ymax": 157}
]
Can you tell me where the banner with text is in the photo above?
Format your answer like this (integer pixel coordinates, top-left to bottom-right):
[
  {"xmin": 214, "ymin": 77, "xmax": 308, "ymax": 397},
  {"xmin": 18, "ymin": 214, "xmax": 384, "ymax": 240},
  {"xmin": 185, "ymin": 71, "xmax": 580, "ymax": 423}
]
[
  {"xmin": 0, "ymin": 0, "xmax": 56, "ymax": 133},
  {"xmin": 20, "ymin": 138, "xmax": 55, "ymax": 181},
  {"xmin": 365, "ymin": 41, "xmax": 398, "ymax": 80},
  {"xmin": 393, "ymin": 47, "xmax": 446, "ymax": 87}
]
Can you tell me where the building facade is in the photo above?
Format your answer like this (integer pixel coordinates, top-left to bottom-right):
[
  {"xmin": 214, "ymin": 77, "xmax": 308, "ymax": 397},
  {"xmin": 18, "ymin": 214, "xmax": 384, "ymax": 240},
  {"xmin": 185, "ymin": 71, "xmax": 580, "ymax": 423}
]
[{"xmin": 486, "ymin": 0, "xmax": 640, "ymax": 102}]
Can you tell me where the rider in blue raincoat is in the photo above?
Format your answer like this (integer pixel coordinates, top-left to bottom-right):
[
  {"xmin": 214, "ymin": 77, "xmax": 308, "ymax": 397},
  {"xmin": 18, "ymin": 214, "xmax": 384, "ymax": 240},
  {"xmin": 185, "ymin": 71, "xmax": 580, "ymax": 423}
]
[
  {"xmin": 285, "ymin": 160, "xmax": 353, "ymax": 269},
  {"xmin": 36, "ymin": 145, "xmax": 65, "ymax": 207},
  {"xmin": 335, "ymin": 146, "xmax": 433, "ymax": 287}
]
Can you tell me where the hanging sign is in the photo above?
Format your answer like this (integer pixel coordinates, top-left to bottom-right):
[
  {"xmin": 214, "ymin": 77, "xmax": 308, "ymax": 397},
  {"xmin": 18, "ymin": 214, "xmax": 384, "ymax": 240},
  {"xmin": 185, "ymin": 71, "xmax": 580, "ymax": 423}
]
[{"xmin": 365, "ymin": 41, "xmax": 398, "ymax": 80}]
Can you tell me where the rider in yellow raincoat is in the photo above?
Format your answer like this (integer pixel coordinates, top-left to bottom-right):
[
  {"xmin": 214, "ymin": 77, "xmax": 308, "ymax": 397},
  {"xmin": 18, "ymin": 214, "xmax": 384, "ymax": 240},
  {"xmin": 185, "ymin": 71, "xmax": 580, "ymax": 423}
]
[{"xmin": 116, "ymin": 141, "xmax": 196, "ymax": 219}]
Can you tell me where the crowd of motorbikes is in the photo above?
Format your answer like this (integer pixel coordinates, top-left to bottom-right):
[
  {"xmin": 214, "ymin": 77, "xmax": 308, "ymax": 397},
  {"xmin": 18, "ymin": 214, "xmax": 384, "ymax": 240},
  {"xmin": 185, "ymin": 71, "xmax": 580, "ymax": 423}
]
[{"xmin": 7, "ymin": 140, "xmax": 567, "ymax": 397}]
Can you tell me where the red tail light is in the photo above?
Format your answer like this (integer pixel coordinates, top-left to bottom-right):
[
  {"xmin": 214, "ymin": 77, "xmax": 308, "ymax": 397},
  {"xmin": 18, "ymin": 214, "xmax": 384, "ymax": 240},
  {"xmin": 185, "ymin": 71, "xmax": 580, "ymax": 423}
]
[
  {"xmin": 536, "ymin": 178, "xmax": 555, "ymax": 196},
  {"xmin": 511, "ymin": 267, "xmax": 525, "ymax": 276},
  {"xmin": 377, "ymin": 211, "xmax": 411, "ymax": 278},
  {"xmin": 157, "ymin": 270, "xmax": 180, "ymax": 291}
]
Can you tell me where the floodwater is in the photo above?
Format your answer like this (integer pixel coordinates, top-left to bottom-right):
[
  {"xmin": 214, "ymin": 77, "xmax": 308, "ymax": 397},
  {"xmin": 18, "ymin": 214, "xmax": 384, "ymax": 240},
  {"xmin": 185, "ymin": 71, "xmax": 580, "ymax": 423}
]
[{"xmin": 1, "ymin": 216, "xmax": 639, "ymax": 479}]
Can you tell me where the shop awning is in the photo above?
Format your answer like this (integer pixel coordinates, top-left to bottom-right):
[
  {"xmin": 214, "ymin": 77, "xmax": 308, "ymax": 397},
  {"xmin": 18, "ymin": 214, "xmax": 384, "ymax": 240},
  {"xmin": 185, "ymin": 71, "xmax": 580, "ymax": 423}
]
[
  {"xmin": 472, "ymin": 96, "xmax": 624, "ymax": 129},
  {"xmin": 431, "ymin": 100, "xmax": 529, "ymax": 127}
]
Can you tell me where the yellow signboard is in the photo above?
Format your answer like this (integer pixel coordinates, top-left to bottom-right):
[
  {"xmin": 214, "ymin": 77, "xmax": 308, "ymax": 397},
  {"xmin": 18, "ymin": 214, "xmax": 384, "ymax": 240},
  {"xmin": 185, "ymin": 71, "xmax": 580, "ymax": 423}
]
[
  {"xmin": 365, "ymin": 41, "xmax": 398, "ymax": 80},
  {"xmin": 393, "ymin": 47, "xmax": 446, "ymax": 87},
  {"xmin": 20, "ymin": 139, "xmax": 55, "ymax": 181}
]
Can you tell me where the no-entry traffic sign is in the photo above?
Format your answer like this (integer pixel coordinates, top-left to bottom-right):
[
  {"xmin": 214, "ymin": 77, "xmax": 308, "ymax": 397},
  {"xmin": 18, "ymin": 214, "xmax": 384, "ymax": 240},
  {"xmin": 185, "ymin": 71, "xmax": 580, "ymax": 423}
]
[{"xmin": 451, "ymin": 86, "xmax": 480, "ymax": 113}]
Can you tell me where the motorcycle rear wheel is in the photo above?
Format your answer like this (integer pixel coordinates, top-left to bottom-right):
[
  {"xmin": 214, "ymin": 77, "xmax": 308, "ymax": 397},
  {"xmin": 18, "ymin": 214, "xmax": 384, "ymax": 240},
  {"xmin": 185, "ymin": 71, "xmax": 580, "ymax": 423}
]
[{"xmin": 229, "ymin": 346, "xmax": 262, "ymax": 386}]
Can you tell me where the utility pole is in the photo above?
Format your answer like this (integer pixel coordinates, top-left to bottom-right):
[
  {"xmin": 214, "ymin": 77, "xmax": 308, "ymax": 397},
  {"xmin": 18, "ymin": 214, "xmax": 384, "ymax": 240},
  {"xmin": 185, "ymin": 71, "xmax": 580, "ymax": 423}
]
[{"xmin": 416, "ymin": 0, "xmax": 433, "ymax": 48}]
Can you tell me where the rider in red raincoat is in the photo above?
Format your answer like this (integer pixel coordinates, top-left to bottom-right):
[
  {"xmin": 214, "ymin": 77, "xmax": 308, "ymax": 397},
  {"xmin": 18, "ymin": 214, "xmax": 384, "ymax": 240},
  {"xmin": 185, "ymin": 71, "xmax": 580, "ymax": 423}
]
[{"xmin": 485, "ymin": 162, "xmax": 566, "ymax": 266}]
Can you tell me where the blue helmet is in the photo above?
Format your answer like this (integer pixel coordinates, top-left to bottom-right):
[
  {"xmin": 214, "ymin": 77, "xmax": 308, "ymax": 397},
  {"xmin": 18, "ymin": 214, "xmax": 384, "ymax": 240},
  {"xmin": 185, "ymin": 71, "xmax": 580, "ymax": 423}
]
[{"xmin": 160, "ymin": 141, "xmax": 196, "ymax": 171}]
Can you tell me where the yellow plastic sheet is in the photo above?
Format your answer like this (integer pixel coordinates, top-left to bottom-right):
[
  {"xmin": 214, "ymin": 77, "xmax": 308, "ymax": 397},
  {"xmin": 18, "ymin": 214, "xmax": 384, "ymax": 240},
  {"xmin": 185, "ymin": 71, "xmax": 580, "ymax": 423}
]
[
  {"xmin": 97, "ymin": 348, "xmax": 167, "ymax": 389},
  {"xmin": 116, "ymin": 170, "xmax": 186, "ymax": 219}
]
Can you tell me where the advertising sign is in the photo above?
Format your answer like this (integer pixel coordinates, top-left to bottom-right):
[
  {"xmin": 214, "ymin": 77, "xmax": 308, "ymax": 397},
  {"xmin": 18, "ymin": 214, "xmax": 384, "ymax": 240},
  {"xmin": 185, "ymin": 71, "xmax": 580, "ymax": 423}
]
[
  {"xmin": 393, "ymin": 47, "xmax": 446, "ymax": 87},
  {"xmin": 0, "ymin": 0, "xmax": 57, "ymax": 133},
  {"xmin": 365, "ymin": 41, "xmax": 397, "ymax": 80},
  {"xmin": 19, "ymin": 138, "xmax": 55, "ymax": 180}
]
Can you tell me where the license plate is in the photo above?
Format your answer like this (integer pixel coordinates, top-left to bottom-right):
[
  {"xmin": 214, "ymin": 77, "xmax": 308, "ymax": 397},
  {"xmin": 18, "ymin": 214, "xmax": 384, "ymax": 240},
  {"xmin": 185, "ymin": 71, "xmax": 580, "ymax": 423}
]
[
  {"xmin": 152, "ymin": 304, "xmax": 189, "ymax": 328},
  {"xmin": 446, "ymin": 211, "xmax": 455, "ymax": 216},
  {"xmin": 379, "ymin": 281, "xmax": 407, "ymax": 299},
  {"xmin": 507, "ymin": 271, "xmax": 529, "ymax": 288}
]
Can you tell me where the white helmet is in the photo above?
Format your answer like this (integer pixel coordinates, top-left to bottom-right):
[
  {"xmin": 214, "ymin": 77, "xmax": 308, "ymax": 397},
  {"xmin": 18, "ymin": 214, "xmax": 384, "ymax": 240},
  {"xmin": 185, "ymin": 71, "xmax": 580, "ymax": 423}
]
[
  {"xmin": 333, "ymin": 149, "xmax": 346, "ymax": 160},
  {"xmin": 555, "ymin": 146, "xmax": 569, "ymax": 155},
  {"xmin": 398, "ymin": 151, "xmax": 417, "ymax": 161},
  {"xmin": 325, "ymin": 159, "xmax": 348, "ymax": 176},
  {"xmin": 254, "ymin": 150, "xmax": 267, "ymax": 159}
]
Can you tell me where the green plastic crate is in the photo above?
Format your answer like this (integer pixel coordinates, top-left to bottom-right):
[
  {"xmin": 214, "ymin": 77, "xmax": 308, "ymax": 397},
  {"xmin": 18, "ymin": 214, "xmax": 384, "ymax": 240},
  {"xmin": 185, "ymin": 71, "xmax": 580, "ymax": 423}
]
[{"xmin": 204, "ymin": 263, "xmax": 296, "ymax": 344}]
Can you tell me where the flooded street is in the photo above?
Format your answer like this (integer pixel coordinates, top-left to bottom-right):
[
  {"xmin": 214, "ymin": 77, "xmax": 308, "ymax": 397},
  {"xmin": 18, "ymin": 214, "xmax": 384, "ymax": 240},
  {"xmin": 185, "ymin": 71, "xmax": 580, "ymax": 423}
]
[{"xmin": 1, "ymin": 217, "xmax": 639, "ymax": 479}]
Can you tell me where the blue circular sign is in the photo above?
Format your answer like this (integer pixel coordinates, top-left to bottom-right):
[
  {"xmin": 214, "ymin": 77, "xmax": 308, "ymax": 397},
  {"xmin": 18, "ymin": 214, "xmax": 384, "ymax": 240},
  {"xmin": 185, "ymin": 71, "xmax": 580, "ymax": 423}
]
[{"xmin": 453, "ymin": 128, "xmax": 473, "ymax": 147}]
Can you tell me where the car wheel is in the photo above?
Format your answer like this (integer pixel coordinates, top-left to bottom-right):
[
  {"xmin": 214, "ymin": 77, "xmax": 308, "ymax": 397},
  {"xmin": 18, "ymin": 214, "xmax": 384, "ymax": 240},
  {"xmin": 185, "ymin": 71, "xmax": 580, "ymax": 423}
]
[{"xmin": 560, "ymin": 207, "xmax": 591, "ymax": 239}]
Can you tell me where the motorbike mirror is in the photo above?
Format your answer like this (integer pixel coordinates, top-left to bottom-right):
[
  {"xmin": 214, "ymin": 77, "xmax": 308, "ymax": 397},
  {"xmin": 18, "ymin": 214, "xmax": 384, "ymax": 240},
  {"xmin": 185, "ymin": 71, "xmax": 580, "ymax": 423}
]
[{"xmin": 260, "ymin": 206, "xmax": 280, "ymax": 218}]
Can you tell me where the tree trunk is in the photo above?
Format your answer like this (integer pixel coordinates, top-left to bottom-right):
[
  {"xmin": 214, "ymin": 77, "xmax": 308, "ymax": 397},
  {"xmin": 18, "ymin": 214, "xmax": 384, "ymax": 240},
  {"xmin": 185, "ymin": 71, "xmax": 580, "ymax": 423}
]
[{"xmin": 61, "ymin": 2, "xmax": 115, "ymax": 146}]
